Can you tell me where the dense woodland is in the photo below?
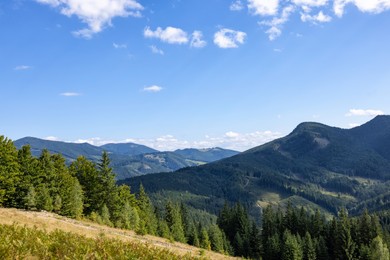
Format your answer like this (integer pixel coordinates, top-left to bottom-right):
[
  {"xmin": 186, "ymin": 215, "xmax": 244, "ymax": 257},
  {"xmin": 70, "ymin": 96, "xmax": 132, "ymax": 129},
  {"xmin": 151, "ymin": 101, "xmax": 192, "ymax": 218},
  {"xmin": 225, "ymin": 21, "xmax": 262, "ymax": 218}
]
[{"xmin": 1, "ymin": 135, "xmax": 390, "ymax": 259}]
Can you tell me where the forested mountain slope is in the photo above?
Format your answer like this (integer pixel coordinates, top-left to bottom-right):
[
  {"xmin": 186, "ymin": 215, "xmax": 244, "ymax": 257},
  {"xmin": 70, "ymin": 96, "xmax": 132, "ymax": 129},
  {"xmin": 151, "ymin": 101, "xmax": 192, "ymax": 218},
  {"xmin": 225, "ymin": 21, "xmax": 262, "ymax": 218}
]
[{"xmin": 123, "ymin": 116, "xmax": 390, "ymax": 217}]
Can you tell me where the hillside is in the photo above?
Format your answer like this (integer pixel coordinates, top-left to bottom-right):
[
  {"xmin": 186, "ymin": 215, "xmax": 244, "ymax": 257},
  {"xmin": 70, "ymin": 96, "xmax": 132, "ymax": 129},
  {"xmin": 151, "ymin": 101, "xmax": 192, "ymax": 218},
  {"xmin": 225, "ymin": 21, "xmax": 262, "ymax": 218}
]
[
  {"xmin": 101, "ymin": 142, "xmax": 159, "ymax": 156},
  {"xmin": 174, "ymin": 148, "xmax": 239, "ymax": 163},
  {"xmin": 13, "ymin": 137, "xmax": 239, "ymax": 179},
  {"xmin": 122, "ymin": 116, "xmax": 390, "ymax": 218},
  {"xmin": 111, "ymin": 151, "xmax": 203, "ymax": 179},
  {"xmin": 0, "ymin": 208, "xmax": 235, "ymax": 260}
]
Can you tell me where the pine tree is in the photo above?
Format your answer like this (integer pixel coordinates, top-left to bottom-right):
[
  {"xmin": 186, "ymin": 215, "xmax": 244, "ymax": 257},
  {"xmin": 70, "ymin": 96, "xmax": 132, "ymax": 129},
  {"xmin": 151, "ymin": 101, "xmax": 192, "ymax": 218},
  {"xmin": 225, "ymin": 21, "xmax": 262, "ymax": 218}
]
[
  {"xmin": 137, "ymin": 184, "xmax": 158, "ymax": 235},
  {"xmin": 165, "ymin": 201, "xmax": 186, "ymax": 243},
  {"xmin": 336, "ymin": 208, "xmax": 356, "ymax": 260},
  {"xmin": 70, "ymin": 156, "xmax": 101, "ymax": 214},
  {"xmin": 303, "ymin": 232, "xmax": 316, "ymax": 260},
  {"xmin": 0, "ymin": 136, "xmax": 20, "ymax": 207},
  {"xmin": 101, "ymin": 204, "xmax": 113, "ymax": 227},
  {"xmin": 200, "ymin": 227, "xmax": 211, "ymax": 250},
  {"xmin": 97, "ymin": 151, "xmax": 117, "ymax": 212},
  {"xmin": 369, "ymin": 236, "xmax": 390, "ymax": 260},
  {"xmin": 157, "ymin": 219, "xmax": 171, "ymax": 239},
  {"xmin": 36, "ymin": 186, "xmax": 53, "ymax": 211},
  {"xmin": 24, "ymin": 186, "xmax": 37, "ymax": 210},
  {"xmin": 16, "ymin": 145, "xmax": 38, "ymax": 207},
  {"xmin": 208, "ymin": 224, "xmax": 224, "ymax": 253},
  {"xmin": 53, "ymin": 194, "xmax": 62, "ymax": 213},
  {"xmin": 282, "ymin": 230, "xmax": 303, "ymax": 260}
]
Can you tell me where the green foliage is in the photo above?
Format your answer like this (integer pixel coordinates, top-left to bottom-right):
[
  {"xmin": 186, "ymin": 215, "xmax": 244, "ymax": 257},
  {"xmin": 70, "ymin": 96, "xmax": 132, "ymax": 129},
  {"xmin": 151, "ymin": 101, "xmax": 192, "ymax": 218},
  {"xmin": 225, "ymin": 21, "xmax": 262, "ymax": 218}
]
[
  {"xmin": 23, "ymin": 186, "xmax": 37, "ymax": 211},
  {"xmin": 369, "ymin": 236, "xmax": 390, "ymax": 260},
  {"xmin": 165, "ymin": 201, "xmax": 186, "ymax": 243},
  {"xmin": 200, "ymin": 228, "xmax": 211, "ymax": 250},
  {"xmin": 0, "ymin": 224, "xmax": 197, "ymax": 260},
  {"xmin": 0, "ymin": 136, "xmax": 20, "ymax": 206}
]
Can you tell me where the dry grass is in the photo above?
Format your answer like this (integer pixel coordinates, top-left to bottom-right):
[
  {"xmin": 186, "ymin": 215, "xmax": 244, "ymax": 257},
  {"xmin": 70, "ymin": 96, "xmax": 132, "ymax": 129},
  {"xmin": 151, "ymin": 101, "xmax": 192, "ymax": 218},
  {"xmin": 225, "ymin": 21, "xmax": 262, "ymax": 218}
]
[{"xmin": 0, "ymin": 208, "xmax": 238, "ymax": 260}]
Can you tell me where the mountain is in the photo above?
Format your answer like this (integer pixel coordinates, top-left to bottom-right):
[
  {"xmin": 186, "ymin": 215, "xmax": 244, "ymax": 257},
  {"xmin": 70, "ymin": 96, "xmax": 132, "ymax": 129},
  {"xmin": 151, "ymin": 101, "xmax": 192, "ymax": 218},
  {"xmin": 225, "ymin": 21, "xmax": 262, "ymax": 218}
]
[
  {"xmin": 101, "ymin": 142, "xmax": 158, "ymax": 156},
  {"xmin": 14, "ymin": 137, "xmax": 106, "ymax": 162},
  {"xmin": 13, "ymin": 137, "xmax": 238, "ymax": 180},
  {"xmin": 174, "ymin": 147, "xmax": 239, "ymax": 163},
  {"xmin": 111, "ymin": 151, "xmax": 203, "ymax": 179},
  {"xmin": 121, "ymin": 116, "xmax": 390, "ymax": 218}
]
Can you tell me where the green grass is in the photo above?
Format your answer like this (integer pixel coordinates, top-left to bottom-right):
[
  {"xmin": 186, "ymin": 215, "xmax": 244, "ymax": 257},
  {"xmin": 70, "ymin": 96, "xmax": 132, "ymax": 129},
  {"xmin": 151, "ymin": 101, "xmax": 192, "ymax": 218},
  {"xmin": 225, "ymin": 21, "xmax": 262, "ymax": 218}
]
[{"xmin": 0, "ymin": 224, "xmax": 201, "ymax": 260}]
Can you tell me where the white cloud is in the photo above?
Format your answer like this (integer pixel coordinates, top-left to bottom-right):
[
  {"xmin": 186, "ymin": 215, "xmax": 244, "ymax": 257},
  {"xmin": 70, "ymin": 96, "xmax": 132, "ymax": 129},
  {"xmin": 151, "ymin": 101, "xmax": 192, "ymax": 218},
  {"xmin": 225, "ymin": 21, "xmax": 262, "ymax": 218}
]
[
  {"xmin": 48, "ymin": 130, "xmax": 282, "ymax": 152},
  {"xmin": 14, "ymin": 65, "xmax": 32, "ymax": 70},
  {"xmin": 225, "ymin": 131, "xmax": 240, "ymax": 138},
  {"xmin": 150, "ymin": 45, "xmax": 164, "ymax": 55},
  {"xmin": 292, "ymin": 0, "xmax": 328, "ymax": 7},
  {"xmin": 144, "ymin": 26, "xmax": 189, "ymax": 44},
  {"xmin": 113, "ymin": 43, "xmax": 127, "ymax": 49},
  {"xmin": 301, "ymin": 10, "xmax": 332, "ymax": 23},
  {"xmin": 214, "ymin": 28, "xmax": 247, "ymax": 48},
  {"xmin": 60, "ymin": 92, "xmax": 81, "ymax": 96},
  {"xmin": 248, "ymin": 0, "xmax": 279, "ymax": 16},
  {"xmin": 334, "ymin": 0, "xmax": 390, "ymax": 17},
  {"xmin": 35, "ymin": 0, "xmax": 143, "ymax": 38},
  {"xmin": 345, "ymin": 109, "xmax": 384, "ymax": 117},
  {"xmin": 143, "ymin": 85, "xmax": 163, "ymax": 92},
  {"xmin": 124, "ymin": 131, "xmax": 282, "ymax": 151},
  {"xmin": 230, "ymin": 0, "xmax": 244, "ymax": 11},
  {"xmin": 260, "ymin": 5, "xmax": 295, "ymax": 40},
  {"xmin": 348, "ymin": 123, "xmax": 361, "ymax": 128},
  {"xmin": 190, "ymin": 31, "xmax": 207, "ymax": 48},
  {"xmin": 45, "ymin": 136, "xmax": 60, "ymax": 141}
]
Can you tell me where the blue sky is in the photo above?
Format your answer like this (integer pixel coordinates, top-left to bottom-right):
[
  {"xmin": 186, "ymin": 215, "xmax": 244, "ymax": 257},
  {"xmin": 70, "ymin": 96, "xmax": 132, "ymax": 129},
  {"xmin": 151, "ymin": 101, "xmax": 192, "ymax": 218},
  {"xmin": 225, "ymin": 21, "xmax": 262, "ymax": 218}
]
[{"xmin": 1, "ymin": 0, "xmax": 390, "ymax": 151}]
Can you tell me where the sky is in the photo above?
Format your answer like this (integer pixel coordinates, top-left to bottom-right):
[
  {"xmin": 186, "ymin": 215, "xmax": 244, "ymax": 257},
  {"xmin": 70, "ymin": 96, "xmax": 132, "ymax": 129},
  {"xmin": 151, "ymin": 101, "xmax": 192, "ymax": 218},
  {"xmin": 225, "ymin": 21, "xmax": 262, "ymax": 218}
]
[{"xmin": 1, "ymin": 0, "xmax": 390, "ymax": 151}]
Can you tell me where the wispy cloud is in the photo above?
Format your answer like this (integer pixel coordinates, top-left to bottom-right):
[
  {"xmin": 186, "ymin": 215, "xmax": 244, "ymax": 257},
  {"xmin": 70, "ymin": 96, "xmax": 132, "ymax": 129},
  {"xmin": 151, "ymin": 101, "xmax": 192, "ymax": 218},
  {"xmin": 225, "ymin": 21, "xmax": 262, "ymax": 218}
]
[
  {"xmin": 35, "ymin": 0, "xmax": 143, "ymax": 38},
  {"xmin": 345, "ymin": 109, "xmax": 384, "ymax": 117},
  {"xmin": 214, "ymin": 28, "xmax": 247, "ymax": 48},
  {"xmin": 190, "ymin": 31, "xmax": 207, "ymax": 48},
  {"xmin": 260, "ymin": 5, "xmax": 295, "ymax": 41},
  {"xmin": 113, "ymin": 43, "xmax": 127, "ymax": 49},
  {"xmin": 230, "ymin": 0, "xmax": 244, "ymax": 11},
  {"xmin": 143, "ymin": 85, "xmax": 163, "ymax": 92},
  {"xmin": 45, "ymin": 136, "xmax": 60, "ymax": 141},
  {"xmin": 150, "ymin": 45, "xmax": 164, "ymax": 55},
  {"xmin": 14, "ymin": 65, "xmax": 32, "ymax": 70},
  {"xmin": 301, "ymin": 10, "xmax": 332, "ymax": 23},
  {"xmin": 144, "ymin": 26, "xmax": 189, "ymax": 44},
  {"xmin": 60, "ymin": 92, "xmax": 82, "ymax": 97},
  {"xmin": 334, "ymin": 0, "xmax": 390, "ymax": 17},
  {"xmin": 235, "ymin": 0, "xmax": 390, "ymax": 41},
  {"xmin": 248, "ymin": 0, "xmax": 280, "ymax": 16}
]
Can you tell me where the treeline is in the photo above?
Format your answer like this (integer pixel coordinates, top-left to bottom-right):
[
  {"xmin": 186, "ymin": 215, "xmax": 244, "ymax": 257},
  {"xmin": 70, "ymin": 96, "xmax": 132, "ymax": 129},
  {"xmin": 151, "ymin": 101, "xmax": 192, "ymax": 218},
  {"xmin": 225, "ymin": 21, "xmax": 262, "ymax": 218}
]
[
  {"xmin": 259, "ymin": 203, "xmax": 390, "ymax": 260},
  {"xmin": 0, "ymin": 136, "xmax": 230, "ymax": 254}
]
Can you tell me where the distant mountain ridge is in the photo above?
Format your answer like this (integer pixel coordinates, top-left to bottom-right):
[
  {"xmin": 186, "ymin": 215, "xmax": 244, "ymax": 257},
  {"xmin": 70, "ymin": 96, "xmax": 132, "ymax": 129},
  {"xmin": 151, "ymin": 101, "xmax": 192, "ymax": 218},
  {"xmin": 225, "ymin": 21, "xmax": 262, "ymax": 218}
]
[
  {"xmin": 122, "ymin": 115, "xmax": 390, "ymax": 218},
  {"xmin": 13, "ymin": 137, "xmax": 239, "ymax": 179}
]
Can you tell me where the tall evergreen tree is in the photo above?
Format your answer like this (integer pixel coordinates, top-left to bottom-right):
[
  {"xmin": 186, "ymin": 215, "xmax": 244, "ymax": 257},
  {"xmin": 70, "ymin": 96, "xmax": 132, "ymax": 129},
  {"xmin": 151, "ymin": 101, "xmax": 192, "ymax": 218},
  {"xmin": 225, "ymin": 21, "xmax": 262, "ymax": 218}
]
[
  {"xmin": 137, "ymin": 184, "xmax": 157, "ymax": 235},
  {"xmin": 165, "ymin": 201, "xmax": 186, "ymax": 243},
  {"xmin": 0, "ymin": 136, "xmax": 20, "ymax": 207}
]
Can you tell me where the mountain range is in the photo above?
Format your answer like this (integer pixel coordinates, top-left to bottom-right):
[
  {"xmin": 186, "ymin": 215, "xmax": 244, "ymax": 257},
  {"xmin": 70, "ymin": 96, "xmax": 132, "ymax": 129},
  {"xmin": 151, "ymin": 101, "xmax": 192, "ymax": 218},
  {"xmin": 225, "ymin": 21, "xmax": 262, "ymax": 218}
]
[
  {"xmin": 121, "ymin": 115, "xmax": 390, "ymax": 218},
  {"xmin": 13, "ymin": 137, "xmax": 239, "ymax": 179}
]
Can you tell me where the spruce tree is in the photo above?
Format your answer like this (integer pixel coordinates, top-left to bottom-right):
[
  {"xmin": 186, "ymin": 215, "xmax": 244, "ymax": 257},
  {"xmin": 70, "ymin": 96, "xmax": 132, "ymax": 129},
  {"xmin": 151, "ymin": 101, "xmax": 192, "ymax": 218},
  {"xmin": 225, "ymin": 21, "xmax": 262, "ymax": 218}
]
[
  {"xmin": 200, "ymin": 227, "xmax": 211, "ymax": 250},
  {"xmin": 369, "ymin": 236, "xmax": 390, "ymax": 260},
  {"xmin": 137, "ymin": 184, "xmax": 158, "ymax": 235},
  {"xmin": 0, "ymin": 136, "xmax": 20, "ymax": 207},
  {"xmin": 24, "ymin": 186, "xmax": 37, "ymax": 210}
]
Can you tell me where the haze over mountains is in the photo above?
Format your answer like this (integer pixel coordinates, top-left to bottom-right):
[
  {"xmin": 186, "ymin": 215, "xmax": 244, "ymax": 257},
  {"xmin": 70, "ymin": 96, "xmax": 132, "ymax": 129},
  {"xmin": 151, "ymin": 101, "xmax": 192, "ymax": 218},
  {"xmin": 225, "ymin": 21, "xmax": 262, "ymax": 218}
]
[
  {"xmin": 122, "ymin": 115, "xmax": 390, "ymax": 218},
  {"xmin": 13, "ymin": 137, "xmax": 239, "ymax": 179}
]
